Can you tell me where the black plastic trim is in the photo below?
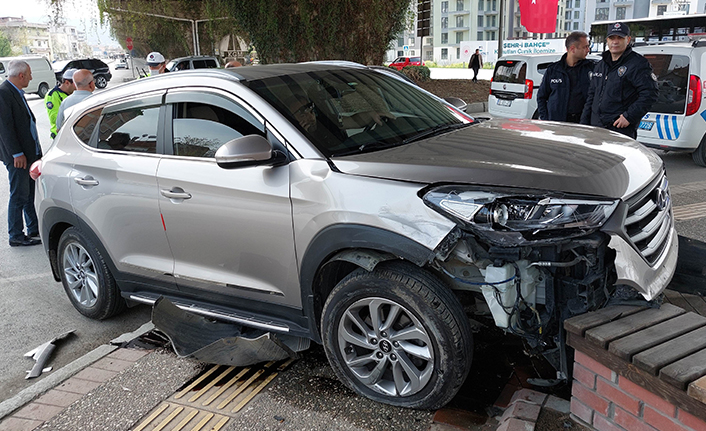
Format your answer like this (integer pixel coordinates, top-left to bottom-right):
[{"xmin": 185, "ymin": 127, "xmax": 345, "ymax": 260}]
[{"xmin": 299, "ymin": 224, "xmax": 437, "ymax": 342}]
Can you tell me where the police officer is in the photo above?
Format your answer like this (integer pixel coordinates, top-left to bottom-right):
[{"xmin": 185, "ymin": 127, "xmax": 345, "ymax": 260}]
[
  {"xmin": 580, "ymin": 22, "xmax": 658, "ymax": 139},
  {"xmin": 537, "ymin": 32, "xmax": 594, "ymax": 123},
  {"xmin": 145, "ymin": 52, "xmax": 168, "ymax": 76},
  {"xmin": 45, "ymin": 69, "xmax": 76, "ymax": 138}
]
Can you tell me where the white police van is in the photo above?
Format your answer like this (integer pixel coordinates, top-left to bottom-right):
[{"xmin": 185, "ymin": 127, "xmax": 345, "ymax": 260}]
[{"xmin": 634, "ymin": 38, "xmax": 706, "ymax": 166}]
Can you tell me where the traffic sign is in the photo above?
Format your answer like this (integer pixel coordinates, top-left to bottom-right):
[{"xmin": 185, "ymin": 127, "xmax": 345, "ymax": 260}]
[{"xmin": 126, "ymin": 37, "xmax": 133, "ymax": 50}]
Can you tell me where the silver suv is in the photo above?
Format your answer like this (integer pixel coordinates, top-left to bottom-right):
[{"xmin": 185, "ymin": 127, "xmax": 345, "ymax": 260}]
[{"xmin": 33, "ymin": 62, "xmax": 678, "ymax": 409}]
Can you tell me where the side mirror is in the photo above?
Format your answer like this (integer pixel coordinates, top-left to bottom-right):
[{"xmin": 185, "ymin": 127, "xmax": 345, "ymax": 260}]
[
  {"xmin": 444, "ymin": 97, "xmax": 468, "ymax": 112},
  {"xmin": 215, "ymin": 135, "xmax": 286, "ymax": 169}
]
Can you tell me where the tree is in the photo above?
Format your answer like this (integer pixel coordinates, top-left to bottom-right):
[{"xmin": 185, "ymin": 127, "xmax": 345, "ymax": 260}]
[
  {"xmin": 87, "ymin": 0, "xmax": 410, "ymax": 65},
  {"xmin": 0, "ymin": 31, "xmax": 11, "ymax": 57}
]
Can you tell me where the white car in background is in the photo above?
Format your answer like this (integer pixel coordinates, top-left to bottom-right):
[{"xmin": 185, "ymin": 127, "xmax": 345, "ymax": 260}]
[
  {"xmin": 634, "ymin": 40, "xmax": 706, "ymax": 166},
  {"xmin": 488, "ymin": 53, "xmax": 562, "ymax": 119}
]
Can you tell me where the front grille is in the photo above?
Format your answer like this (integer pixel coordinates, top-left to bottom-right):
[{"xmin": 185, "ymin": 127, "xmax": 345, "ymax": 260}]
[{"xmin": 624, "ymin": 173, "xmax": 672, "ymax": 265}]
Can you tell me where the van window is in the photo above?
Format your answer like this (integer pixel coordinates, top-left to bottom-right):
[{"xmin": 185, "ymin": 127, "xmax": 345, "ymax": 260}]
[
  {"xmin": 0, "ymin": 62, "xmax": 4, "ymax": 74},
  {"xmin": 643, "ymin": 54, "xmax": 690, "ymax": 115},
  {"xmin": 537, "ymin": 62, "xmax": 553, "ymax": 75},
  {"xmin": 493, "ymin": 60, "xmax": 527, "ymax": 83}
]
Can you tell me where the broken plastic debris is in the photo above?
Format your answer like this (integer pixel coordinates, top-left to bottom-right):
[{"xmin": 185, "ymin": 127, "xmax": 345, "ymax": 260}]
[{"xmin": 24, "ymin": 330, "xmax": 75, "ymax": 379}]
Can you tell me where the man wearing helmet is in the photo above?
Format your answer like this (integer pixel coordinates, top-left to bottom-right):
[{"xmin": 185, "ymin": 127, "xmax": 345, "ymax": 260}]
[{"xmin": 145, "ymin": 51, "xmax": 168, "ymax": 76}]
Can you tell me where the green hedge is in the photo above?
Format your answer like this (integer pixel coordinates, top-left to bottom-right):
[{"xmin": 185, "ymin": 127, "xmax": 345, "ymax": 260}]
[{"xmin": 400, "ymin": 65, "xmax": 431, "ymax": 82}]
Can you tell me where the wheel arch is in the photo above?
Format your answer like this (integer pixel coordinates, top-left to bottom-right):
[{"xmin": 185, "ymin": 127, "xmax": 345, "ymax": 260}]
[
  {"xmin": 299, "ymin": 224, "xmax": 438, "ymax": 343},
  {"xmin": 42, "ymin": 207, "xmax": 119, "ymax": 282}
]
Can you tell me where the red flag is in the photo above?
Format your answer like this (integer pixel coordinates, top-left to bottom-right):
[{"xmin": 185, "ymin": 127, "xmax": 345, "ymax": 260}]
[{"xmin": 519, "ymin": 0, "xmax": 559, "ymax": 34}]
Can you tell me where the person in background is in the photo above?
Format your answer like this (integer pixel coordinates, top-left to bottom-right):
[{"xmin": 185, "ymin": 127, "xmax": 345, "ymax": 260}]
[
  {"xmin": 537, "ymin": 32, "xmax": 594, "ymax": 123},
  {"xmin": 0, "ymin": 60, "xmax": 42, "ymax": 247},
  {"xmin": 145, "ymin": 51, "xmax": 168, "ymax": 76},
  {"xmin": 468, "ymin": 49, "xmax": 483, "ymax": 83},
  {"xmin": 56, "ymin": 69, "xmax": 95, "ymax": 131},
  {"xmin": 45, "ymin": 68, "xmax": 76, "ymax": 138},
  {"xmin": 581, "ymin": 22, "xmax": 658, "ymax": 139}
]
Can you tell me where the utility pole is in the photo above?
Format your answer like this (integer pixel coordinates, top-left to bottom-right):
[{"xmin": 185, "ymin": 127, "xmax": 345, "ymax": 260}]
[{"xmin": 497, "ymin": 0, "xmax": 505, "ymax": 59}]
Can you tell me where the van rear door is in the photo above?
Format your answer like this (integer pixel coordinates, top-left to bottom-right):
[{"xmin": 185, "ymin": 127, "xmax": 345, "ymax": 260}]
[{"xmin": 637, "ymin": 53, "xmax": 690, "ymax": 144}]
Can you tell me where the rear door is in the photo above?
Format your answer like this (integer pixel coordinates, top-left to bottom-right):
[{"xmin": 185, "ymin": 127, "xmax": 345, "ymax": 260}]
[
  {"xmin": 68, "ymin": 91, "xmax": 177, "ymax": 287},
  {"xmin": 490, "ymin": 59, "xmax": 529, "ymax": 117},
  {"xmin": 637, "ymin": 53, "xmax": 690, "ymax": 143}
]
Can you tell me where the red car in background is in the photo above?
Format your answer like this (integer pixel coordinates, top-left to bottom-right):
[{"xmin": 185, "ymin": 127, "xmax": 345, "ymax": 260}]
[{"xmin": 389, "ymin": 56, "xmax": 424, "ymax": 71}]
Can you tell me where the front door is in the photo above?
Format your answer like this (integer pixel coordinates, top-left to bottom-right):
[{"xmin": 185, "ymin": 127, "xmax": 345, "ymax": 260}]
[{"xmin": 156, "ymin": 89, "xmax": 299, "ymax": 307}]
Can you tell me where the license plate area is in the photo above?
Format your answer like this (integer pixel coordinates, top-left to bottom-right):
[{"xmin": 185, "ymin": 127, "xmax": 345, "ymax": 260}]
[
  {"xmin": 497, "ymin": 99, "xmax": 512, "ymax": 107},
  {"xmin": 639, "ymin": 121, "xmax": 654, "ymax": 131}
]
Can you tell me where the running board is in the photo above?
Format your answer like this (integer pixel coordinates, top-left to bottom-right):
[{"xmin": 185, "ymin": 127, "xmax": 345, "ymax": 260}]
[{"xmin": 128, "ymin": 294, "xmax": 290, "ymax": 333}]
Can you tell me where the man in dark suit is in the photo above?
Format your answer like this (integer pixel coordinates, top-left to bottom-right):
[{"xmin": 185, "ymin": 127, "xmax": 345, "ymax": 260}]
[{"xmin": 0, "ymin": 60, "xmax": 42, "ymax": 247}]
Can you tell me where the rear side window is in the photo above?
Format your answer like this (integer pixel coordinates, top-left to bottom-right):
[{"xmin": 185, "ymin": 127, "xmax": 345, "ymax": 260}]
[
  {"xmin": 537, "ymin": 62, "xmax": 552, "ymax": 75},
  {"xmin": 73, "ymin": 108, "xmax": 102, "ymax": 145},
  {"xmin": 643, "ymin": 54, "xmax": 690, "ymax": 114},
  {"xmin": 204, "ymin": 59, "xmax": 218, "ymax": 68},
  {"xmin": 493, "ymin": 61, "xmax": 527, "ymax": 83},
  {"xmin": 0, "ymin": 62, "xmax": 4, "ymax": 74},
  {"xmin": 96, "ymin": 106, "xmax": 160, "ymax": 153},
  {"xmin": 192, "ymin": 60, "xmax": 208, "ymax": 69}
]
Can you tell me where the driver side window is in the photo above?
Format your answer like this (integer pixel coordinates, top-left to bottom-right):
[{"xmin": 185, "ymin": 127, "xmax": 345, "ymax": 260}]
[{"xmin": 171, "ymin": 102, "xmax": 263, "ymax": 158}]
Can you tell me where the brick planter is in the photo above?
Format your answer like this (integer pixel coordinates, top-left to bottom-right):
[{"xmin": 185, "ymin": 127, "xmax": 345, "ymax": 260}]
[{"xmin": 571, "ymin": 351, "xmax": 706, "ymax": 431}]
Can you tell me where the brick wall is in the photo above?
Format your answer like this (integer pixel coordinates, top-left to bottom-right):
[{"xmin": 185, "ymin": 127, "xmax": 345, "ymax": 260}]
[{"xmin": 570, "ymin": 351, "xmax": 706, "ymax": 431}]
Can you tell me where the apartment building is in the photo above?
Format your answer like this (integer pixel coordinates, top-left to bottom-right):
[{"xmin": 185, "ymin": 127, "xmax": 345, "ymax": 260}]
[{"xmin": 0, "ymin": 17, "xmax": 51, "ymax": 57}]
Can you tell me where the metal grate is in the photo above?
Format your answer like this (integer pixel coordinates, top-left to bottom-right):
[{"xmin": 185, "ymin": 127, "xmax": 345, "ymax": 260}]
[
  {"xmin": 624, "ymin": 173, "xmax": 673, "ymax": 265},
  {"xmin": 131, "ymin": 358, "xmax": 296, "ymax": 430}
]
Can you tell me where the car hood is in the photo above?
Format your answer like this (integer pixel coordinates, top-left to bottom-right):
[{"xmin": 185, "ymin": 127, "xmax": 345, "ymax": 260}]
[{"xmin": 332, "ymin": 119, "xmax": 663, "ymax": 199}]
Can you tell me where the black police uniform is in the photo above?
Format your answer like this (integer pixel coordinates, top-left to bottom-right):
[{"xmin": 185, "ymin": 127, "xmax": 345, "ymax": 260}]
[
  {"xmin": 537, "ymin": 53, "xmax": 595, "ymax": 123},
  {"xmin": 580, "ymin": 46, "xmax": 658, "ymax": 139}
]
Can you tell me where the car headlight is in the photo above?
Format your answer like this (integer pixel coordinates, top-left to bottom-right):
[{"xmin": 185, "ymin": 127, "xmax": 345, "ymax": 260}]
[{"xmin": 423, "ymin": 186, "xmax": 618, "ymax": 237}]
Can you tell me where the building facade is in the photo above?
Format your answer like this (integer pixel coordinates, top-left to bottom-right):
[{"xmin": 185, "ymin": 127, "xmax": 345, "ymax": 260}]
[{"xmin": 0, "ymin": 17, "xmax": 52, "ymax": 57}]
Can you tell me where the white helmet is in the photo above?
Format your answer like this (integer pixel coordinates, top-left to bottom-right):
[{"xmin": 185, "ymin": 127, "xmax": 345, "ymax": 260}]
[{"xmin": 146, "ymin": 52, "xmax": 165, "ymax": 66}]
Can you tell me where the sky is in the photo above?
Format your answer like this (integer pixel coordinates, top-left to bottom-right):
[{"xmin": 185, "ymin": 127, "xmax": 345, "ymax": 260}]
[{"xmin": 2, "ymin": 0, "xmax": 119, "ymax": 47}]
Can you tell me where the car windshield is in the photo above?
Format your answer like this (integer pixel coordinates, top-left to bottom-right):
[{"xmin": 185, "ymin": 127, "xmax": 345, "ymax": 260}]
[{"xmin": 247, "ymin": 68, "xmax": 470, "ymax": 157}]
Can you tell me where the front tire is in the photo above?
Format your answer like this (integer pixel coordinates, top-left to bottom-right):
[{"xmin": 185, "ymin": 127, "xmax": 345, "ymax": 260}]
[
  {"xmin": 57, "ymin": 227, "xmax": 125, "ymax": 320},
  {"xmin": 95, "ymin": 75, "xmax": 107, "ymax": 89},
  {"xmin": 321, "ymin": 261, "xmax": 473, "ymax": 409}
]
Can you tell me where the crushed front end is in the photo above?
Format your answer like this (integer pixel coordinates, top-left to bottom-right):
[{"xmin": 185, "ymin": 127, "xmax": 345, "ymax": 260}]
[{"xmin": 423, "ymin": 170, "xmax": 678, "ymax": 381}]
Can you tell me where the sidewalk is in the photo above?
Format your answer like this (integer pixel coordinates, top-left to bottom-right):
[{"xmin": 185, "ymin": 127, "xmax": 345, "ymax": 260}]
[{"xmin": 0, "ymin": 325, "xmax": 574, "ymax": 431}]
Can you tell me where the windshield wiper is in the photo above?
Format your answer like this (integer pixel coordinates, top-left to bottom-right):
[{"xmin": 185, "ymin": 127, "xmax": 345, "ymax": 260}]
[
  {"xmin": 332, "ymin": 141, "xmax": 398, "ymax": 157},
  {"xmin": 402, "ymin": 123, "xmax": 471, "ymax": 145}
]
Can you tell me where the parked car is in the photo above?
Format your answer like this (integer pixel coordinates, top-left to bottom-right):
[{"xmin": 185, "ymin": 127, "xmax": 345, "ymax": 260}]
[
  {"xmin": 53, "ymin": 58, "xmax": 112, "ymax": 88},
  {"xmin": 634, "ymin": 39, "xmax": 706, "ymax": 166},
  {"xmin": 34, "ymin": 62, "xmax": 677, "ymax": 410},
  {"xmin": 166, "ymin": 55, "xmax": 220, "ymax": 72},
  {"xmin": 488, "ymin": 53, "xmax": 563, "ymax": 119},
  {"xmin": 0, "ymin": 55, "xmax": 56, "ymax": 98},
  {"xmin": 389, "ymin": 56, "xmax": 425, "ymax": 71},
  {"xmin": 115, "ymin": 60, "xmax": 128, "ymax": 70}
]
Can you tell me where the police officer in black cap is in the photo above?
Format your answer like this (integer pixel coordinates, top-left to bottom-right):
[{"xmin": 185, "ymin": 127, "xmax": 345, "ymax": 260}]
[{"xmin": 580, "ymin": 22, "xmax": 658, "ymax": 139}]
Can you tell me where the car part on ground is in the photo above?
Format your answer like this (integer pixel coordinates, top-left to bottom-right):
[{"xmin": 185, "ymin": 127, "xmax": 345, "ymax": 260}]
[
  {"xmin": 35, "ymin": 63, "xmax": 678, "ymax": 410},
  {"xmin": 24, "ymin": 330, "xmax": 75, "ymax": 379}
]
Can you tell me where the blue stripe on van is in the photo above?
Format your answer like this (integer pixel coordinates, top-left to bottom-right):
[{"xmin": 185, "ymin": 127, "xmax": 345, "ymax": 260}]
[
  {"xmin": 663, "ymin": 115, "xmax": 672, "ymax": 140},
  {"xmin": 656, "ymin": 115, "xmax": 664, "ymax": 139},
  {"xmin": 672, "ymin": 116, "xmax": 679, "ymax": 139}
]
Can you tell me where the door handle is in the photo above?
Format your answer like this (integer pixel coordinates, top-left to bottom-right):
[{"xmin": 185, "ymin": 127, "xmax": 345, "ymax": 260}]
[
  {"xmin": 160, "ymin": 188, "xmax": 192, "ymax": 200},
  {"xmin": 74, "ymin": 176, "xmax": 99, "ymax": 187}
]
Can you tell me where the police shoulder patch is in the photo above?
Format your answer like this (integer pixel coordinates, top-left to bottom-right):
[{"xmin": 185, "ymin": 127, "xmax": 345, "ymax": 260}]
[
  {"xmin": 46, "ymin": 101, "xmax": 53, "ymax": 109},
  {"xmin": 651, "ymin": 73, "xmax": 658, "ymax": 81},
  {"xmin": 618, "ymin": 66, "xmax": 627, "ymax": 77}
]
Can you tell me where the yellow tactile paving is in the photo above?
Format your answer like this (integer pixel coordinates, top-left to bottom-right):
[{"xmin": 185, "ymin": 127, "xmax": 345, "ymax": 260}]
[{"xmin": 132, "ymin": 358, "xmax": 296, "ymax": 430}]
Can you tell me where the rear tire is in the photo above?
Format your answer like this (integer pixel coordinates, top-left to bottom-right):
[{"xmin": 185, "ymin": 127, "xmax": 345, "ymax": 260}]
[
  {"xmin": 95, "ymin": 75, "xmax": 108, "ymax": 89},
  {"xmin": 691, "ymin": 134, "xmax": 706, "ymax": 167},
  {"xmin": 321, "ymin": 261, "xmax": 473, "ymax": 409},
  {"xmin": 37, "ymin": 83, "xmax": 49, "ymax": 98},
  {"xmin": 57, "ymin": 227, "xmax": 125, "ymax": 320}
]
